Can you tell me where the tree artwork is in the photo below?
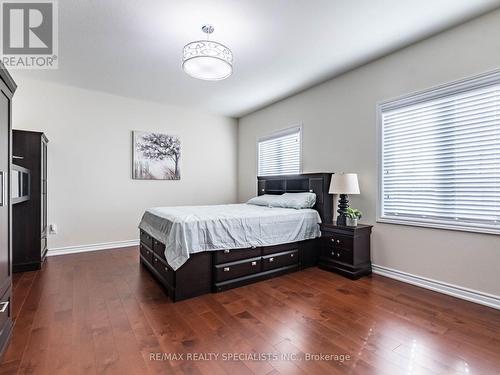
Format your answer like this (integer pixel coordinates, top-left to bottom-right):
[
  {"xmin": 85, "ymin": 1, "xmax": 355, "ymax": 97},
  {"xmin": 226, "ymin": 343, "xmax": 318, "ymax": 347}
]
[{"xmin": 132, "ymin": 131, "xmax": 181, "ymax": 180}]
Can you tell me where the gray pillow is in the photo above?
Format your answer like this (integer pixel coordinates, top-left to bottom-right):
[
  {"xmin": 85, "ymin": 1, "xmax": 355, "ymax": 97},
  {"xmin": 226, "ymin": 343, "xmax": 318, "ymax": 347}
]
[
  {"xmin": 247, "ymin": 192, "xmax": 316, "ymax": 209},
  {"xmin": 274, "ymin": 192, "xmax": 316, "ymax": 209},
  {"xmin": 246, "ymin": 194, "xmax": 282, "ymax": 207}
]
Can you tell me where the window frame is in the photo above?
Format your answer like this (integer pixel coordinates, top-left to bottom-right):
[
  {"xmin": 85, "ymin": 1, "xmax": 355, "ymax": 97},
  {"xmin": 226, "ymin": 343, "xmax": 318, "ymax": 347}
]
[
  {"xmin": 376, "ymin": 69, "xmax": 500, "ymax": 235},
  {"xmin": 256, "ymin": 125, "xmax": 303, "ymax": 177}
]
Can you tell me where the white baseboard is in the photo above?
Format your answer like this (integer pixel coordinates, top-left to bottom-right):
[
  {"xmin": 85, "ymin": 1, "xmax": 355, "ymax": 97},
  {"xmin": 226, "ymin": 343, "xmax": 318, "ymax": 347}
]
[
  {"xmin": 48, "ymin": 239, "xmax": 139, "ymax": 257},
  {"xmin": 372, "ymin": 264, "xmax": 500, "ymax": 310}
]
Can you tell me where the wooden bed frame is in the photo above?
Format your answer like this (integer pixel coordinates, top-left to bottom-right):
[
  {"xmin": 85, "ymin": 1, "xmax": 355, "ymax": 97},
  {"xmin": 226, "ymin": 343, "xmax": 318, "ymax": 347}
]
[{"xmin": 139, "ymin": 173, "xmax": 333, "ymax": 302}]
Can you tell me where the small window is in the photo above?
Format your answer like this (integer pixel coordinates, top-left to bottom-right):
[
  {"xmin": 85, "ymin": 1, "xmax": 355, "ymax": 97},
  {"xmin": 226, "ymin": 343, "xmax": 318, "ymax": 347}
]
[
  {"xmin": 378, "ymin": 70, "xmax": 500, "ymax": 234},
  {"xmin": 258, "ymin": 126, "xmax": 301, "ymax": 176}
]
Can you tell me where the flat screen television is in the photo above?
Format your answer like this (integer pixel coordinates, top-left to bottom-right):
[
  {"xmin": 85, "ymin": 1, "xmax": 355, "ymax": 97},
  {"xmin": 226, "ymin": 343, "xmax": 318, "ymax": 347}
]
[{"xmin": 11, "ymin": 164, "xmax": 30, "ymax": 204}]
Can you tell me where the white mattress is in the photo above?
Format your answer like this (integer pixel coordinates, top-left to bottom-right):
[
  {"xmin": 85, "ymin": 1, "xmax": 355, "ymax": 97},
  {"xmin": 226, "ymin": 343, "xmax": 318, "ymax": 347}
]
[{"xmin": 138, "ymin": 203, "xmax": 321, "ymax": 270}]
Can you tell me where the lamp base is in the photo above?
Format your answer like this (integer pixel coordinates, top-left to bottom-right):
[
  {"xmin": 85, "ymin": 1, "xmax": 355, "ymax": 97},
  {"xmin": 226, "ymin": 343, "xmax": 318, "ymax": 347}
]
[
  {"xmin": 336, "ymin": 194, "xmax": 349, "ymax": 226},
  {"xmin": 336, "ymin": 215, "xmax": 346, "ymax": 226}
]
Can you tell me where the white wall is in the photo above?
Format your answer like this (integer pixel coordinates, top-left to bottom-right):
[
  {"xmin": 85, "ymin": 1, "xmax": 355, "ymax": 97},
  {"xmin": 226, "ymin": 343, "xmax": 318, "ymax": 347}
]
[
  {"xmin": 13, "ymin": 78, "xmax": 238, "ymax": 250},
  {"xmin": 238, "ymin": 10, "xmax": 500, "ymax": 296}
]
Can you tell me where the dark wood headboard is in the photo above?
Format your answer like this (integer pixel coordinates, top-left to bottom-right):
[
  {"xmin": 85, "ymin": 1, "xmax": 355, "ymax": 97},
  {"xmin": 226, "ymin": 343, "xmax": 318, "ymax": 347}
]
[{"xmin": 257, "ymin": 173, "xmax": 333, "ymax": 223}]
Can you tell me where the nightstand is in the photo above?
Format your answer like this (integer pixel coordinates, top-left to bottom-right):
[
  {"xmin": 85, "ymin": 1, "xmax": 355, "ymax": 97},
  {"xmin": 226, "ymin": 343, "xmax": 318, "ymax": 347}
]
[{"xmin": 318, "ymin": 223, "xmax": 373, "ymax": 279}]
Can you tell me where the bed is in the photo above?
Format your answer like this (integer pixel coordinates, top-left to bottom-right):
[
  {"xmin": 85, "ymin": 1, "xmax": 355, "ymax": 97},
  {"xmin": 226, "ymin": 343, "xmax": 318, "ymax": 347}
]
[{"xmin": 138, "ymin": 173, "xmax": 333, "ymax": 301}]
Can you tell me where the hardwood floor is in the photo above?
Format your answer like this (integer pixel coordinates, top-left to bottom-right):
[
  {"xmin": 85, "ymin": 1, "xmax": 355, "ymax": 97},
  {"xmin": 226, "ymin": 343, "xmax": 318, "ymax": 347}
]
[{"xmin": 1, "ymin": 247, "xmax": 499, "ymax": 375}]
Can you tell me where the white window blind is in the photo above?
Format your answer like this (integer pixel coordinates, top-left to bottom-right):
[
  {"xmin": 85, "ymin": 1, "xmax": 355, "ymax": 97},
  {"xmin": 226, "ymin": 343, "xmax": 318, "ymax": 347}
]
[
  {"xmin": 379, "ymin": 71, "xmax": 500, "ymax": 234},
  {"xmin": 258, "ymin": 127, "xmax": 301, "ymax": 176}
]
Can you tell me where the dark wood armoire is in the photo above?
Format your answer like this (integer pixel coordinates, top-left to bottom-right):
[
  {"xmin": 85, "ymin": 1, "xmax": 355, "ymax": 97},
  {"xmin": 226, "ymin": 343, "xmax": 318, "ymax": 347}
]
[
  {"xmin": 12, "ymin": 130, "xmax": 48, "ymax": 272},
  {"xmin": 0, "ymin": 64, "xmax": 16, "ymax": 358}
]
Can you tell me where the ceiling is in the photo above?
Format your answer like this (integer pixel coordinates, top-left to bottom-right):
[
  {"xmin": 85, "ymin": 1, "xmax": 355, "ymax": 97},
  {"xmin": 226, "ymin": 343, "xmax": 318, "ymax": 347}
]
[{"xmin": 13, "ymin": 0, "xmax": 500, "ymax": 118}]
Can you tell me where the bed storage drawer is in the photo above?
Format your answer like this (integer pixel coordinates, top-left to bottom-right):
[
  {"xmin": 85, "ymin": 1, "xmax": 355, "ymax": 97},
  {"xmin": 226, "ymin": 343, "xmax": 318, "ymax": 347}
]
[
  {"xmin": 262, "ymin": 250, "xmax": 299, "ymax": 271},
  {"xmin": 140, "ymin": 230, "xmax": 153, "ymax": 249},
  {"xmin": 152, "ymin": 255, "xmax": 175, "ymax": 287},
  {"xmin": 140, "ymin": 243, "xmax": 153, "ymax": 264},
  {"xmin": 153, "ymin": 239, "xmax": 166, "ymax": 259},
  {"xmin": 215, "ymin": 257, "xmax": 261, "ymax": 282},
  {"xmin": 214, "ymin": 247, "xmax": 261, "ymax": 264},
  {"xmin": 262, "ymin": 242, "xmax": 298, "ymax": 255}
]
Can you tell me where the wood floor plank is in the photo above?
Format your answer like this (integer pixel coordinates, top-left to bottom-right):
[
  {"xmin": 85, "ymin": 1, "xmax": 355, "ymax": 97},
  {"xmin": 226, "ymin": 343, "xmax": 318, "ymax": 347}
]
[
  {"xmin": 0, "ymin": 246, "xmax": 499, "ymax": 375},
  {"xmin": 16, "ymin": 259, "xmax": 64, "ymax": 374}
]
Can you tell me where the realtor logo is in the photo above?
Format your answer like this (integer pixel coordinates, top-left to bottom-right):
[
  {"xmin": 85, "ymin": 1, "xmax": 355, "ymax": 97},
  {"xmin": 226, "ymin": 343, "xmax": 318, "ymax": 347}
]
[{"xmin": 1, "ymin": 0, "xmax": 58, "ymax": 69}]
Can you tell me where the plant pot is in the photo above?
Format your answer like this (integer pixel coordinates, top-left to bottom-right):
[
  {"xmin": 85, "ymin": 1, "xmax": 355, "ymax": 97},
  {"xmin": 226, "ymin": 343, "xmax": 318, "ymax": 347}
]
[{"xmin": 346, "ymin": 217, "xmax": 358, "ymax": 227}]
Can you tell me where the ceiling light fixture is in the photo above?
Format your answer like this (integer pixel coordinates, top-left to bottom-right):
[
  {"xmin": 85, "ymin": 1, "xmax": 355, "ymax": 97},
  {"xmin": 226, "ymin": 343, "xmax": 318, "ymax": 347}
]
[{"xmin": 182, "ymin": 24, "xmax": 233, "ymax": 81}]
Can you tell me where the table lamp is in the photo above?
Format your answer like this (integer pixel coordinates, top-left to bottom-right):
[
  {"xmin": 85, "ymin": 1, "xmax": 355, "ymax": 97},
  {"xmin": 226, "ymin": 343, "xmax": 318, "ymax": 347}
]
[{"xmin": 329, "ymin": 173, "xmax": 360, "ymax": 226}]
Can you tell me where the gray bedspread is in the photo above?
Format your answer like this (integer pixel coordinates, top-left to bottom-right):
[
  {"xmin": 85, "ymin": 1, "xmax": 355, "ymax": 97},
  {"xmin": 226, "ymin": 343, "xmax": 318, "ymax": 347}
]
[{"xmin": 138, "ymin": 203, "xmax": 321, "ymax": 270}]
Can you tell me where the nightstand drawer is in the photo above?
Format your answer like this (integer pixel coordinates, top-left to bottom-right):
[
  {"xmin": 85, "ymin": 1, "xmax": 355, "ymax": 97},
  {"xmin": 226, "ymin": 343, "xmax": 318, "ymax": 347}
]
[
  {"xmin": 321, "ymin": 246, "xmax": 353, "ymax": 264},
  {"xmin": 262, "ymin": 250, "xmax": 298, "ymax": 271},
  {"xmin": 323, "ymin": 235, "xmax": 352, "ymax": 250}
]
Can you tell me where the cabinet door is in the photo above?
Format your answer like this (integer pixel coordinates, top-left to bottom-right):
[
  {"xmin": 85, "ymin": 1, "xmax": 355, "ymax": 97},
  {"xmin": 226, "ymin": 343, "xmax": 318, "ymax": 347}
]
[{"xmin": 0, "ymin": 90, "xmax": 10, "ymax": 291}]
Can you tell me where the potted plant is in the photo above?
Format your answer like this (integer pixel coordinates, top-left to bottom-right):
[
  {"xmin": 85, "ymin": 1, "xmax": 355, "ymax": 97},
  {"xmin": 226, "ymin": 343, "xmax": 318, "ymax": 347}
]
[{"xmin": 345, "ymin": 207, "xmax": 362, "ymax": 227}]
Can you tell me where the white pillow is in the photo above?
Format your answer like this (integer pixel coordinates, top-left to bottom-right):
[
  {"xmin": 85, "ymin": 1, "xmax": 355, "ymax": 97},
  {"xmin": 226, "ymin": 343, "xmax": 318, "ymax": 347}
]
[
  {"xmin": 246, "ymin": 194, "xmax": 282, "ymax": 207},
  {"xmin": 274, "ymin": 192, "xmax": 316, "ymax": 209},
  {"xmin": 247, "ymin": 192, "xmax": 316, "ymax": 209}
]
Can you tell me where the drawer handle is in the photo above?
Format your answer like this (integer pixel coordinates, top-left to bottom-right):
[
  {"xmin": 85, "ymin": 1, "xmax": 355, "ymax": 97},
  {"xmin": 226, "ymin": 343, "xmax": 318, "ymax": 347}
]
[
  {"xmin": 164, "ymin": 267, "xmax": 169, "ymax": 272},
  {"xmin": 223, "ymin": 267, "xmax": 230, "ymax": 272},
  {"xmin": 154, "ymin": 257, "xmax": 158, "ymax": 263},
  {"xmin": 337, "ymin": 240, "xmax": 340, "ymax": 244},
  {"xmin": 331, "ymin": 251, "xmax": 335, "ymax": 256},
  {"xmin": 290, "ymin": 253, "xmax": 294, "ymax": 258},
  {"xmin": 269, "ymin": 257, "xmax": 274, "ymax": 262},
  {"xmin": 330, "ymin": 238, "xmax": 335, "ymax": 243},
  {"xmin": 224, "ymin": 250, "xmax": 230, "ymax": 254},
  {"xmin": 251, "ymin": 261, "xmax": 257, "ymax": 266},
  {"xmin": 251, "ymin": 246, "xmax": 256, "ymax": 249},
  {"xmin": 0, "ymin": 301, "xmax": 9, "ymax": 313},
  {"xmin": 337, "ymin": 253, "xmax": 340, "ymax": 257}
]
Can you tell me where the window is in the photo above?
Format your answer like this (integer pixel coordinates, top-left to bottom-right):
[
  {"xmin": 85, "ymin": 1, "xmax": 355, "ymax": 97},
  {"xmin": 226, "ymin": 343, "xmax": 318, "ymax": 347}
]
[
  {"xmin": 258, "ymin": 126, "xmax": 301, "ymax": 176},
  {"xmin": 378, "ymin": 70, "xmax": 500, "ymax": 234}
]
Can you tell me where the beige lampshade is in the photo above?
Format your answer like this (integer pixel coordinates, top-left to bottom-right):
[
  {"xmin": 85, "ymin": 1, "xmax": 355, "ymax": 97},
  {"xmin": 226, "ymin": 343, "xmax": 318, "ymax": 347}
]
[{"xmin": 329, "ymin": 173, "xmax": 360, "ymax": 194}]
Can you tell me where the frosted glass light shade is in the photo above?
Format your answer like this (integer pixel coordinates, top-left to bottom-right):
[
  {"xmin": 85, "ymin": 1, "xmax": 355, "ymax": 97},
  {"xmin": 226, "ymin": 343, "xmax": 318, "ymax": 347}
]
[
  {"xmin": 329, "ymin": 173, "xmax": 360, "ymax": 194},
  {"xmin": 182, "ymin": 40, "xmax": 233, "ymax": 81}
]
